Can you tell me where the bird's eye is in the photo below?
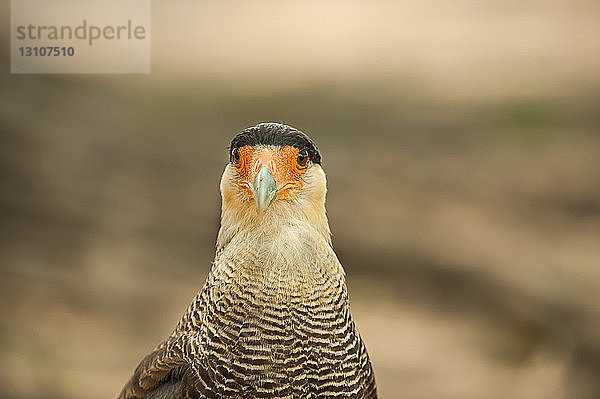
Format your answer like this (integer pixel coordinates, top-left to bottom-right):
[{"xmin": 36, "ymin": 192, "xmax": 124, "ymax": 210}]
[
  {"xmin": 297, "ymin": 149, "xmax": 309, "ymax": 168},
  {"xmin": 230, "ymin": 148, "xmax": 240, "ymax": 165}
]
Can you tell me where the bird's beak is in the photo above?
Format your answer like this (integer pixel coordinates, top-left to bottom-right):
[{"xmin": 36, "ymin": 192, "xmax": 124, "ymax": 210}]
[{"xmin": 253, "ymin": 166, "xmax": 278, "ymax": 213}]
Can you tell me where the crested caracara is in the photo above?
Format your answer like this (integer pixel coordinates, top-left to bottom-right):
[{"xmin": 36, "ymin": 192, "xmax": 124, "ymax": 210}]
[{"xmin": 118, "ymin": 122, "xmax": 377, "ymax": 399}]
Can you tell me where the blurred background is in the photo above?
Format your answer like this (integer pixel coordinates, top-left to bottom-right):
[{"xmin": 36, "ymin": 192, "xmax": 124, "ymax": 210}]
[{"xmin": 1, "ymin": 1, "xmax": 599, "ymax": 398}]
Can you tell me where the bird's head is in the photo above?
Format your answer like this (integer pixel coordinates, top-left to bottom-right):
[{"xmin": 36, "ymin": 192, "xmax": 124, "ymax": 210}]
[{"xmin": 219, "ymin": 123, "xmax": 329, "ymax": 240}]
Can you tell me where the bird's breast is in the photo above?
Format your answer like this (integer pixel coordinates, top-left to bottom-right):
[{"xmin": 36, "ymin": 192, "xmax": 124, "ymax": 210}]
[
  {"xmin": 188, "ymin": 232, "xmax": 362, "ymax": 397},
  {"xmin": 193, "ymin": 271, "xmax": 359, "ymax": 398}
]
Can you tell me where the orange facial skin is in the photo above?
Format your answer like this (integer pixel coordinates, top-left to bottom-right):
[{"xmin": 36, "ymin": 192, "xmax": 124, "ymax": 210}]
[{"xmin": 232, "ymin": 145, "xmax": 308, "ymax": 203}]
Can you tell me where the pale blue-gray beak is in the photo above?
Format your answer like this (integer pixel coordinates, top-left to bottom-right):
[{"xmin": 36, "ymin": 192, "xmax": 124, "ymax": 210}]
[{"xmin": 253, "ymin": 166, "xmax": 278, "ymax": 213}]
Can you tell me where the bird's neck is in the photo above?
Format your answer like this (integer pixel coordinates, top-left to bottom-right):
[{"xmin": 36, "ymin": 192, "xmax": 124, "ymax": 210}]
[
  {"xmin": 214, "ymin": 201, "xmax": 342, "ymax": 296},
  {"xmin": 217, "ymin": 193, "xmax": 331, "ymax": 252}
]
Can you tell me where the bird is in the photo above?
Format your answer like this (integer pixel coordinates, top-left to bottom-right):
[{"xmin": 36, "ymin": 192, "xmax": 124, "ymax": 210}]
[{"xmin": 117, "ymin": 122, "xmax": 377, "ymax": 399}]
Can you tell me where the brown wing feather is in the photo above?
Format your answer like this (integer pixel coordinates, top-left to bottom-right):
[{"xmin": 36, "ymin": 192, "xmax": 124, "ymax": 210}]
[
  {"xmin": 117, "ymin": 343, "xmax": 186, "ymax": 399},
  {"xmin": 145, "ymin": 381, "xmax": 182, "ymax": 399}
]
